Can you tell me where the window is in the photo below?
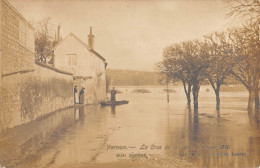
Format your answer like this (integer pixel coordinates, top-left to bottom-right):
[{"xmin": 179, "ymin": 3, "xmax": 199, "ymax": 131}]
[{"xmin": 67, "ymin": 54, "xmax": 77, "ymax": 67}]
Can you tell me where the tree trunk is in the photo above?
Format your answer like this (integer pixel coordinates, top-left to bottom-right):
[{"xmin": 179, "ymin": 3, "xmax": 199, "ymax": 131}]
[
  {"xmin": 193, "ymin": 90, "xmax": 199, "ymax": 109},
  {"xmin": 167, "ymin": 82, "xmax": 169, "ymax": 103},
  {"xmin": 254, "ymin": 76, "xmax": 259, "ymax": 111},
  {"xmin": 255, "ymin": 86, "xmax": 259, "ymax": 111},
  {"xmin": 182, "ymin": 81, "xmax": 191, "ymax": 105},
  {"xmin": 216, "ymin": 90, "xmax": 220, "ymax": 110},
  {"xmin": 247, "ymin": 66, "xmax": 254, "ymax": 111},
  {"xmin": 215, "ymin": 84, "xmax": 220, "ymax": 111},
  {"xmin": 248, "ymin": 88, "xmax": 255, "ymax": 111},
  {"xmin": 192, "ymin": 82, "xmax": 199, "ymax": 109},
  {"xmin": 187, "ymin": 84, "xmax": 191, "ymax": 105},
  {"xmin": 208, "ymin": 79, "xmax": 221, "ymax": 110}
]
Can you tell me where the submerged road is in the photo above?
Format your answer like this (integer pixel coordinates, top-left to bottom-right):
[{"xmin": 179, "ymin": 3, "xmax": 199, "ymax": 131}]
[{"xmin": 0, "ymin": 89, "xmax": 260, "ymax": 168}]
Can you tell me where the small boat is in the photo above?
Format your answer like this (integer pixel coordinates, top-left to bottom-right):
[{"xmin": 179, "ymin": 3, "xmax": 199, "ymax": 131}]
[{"xmin": 100, "ymin": 100, "xmax": 129, "ymax": 106}]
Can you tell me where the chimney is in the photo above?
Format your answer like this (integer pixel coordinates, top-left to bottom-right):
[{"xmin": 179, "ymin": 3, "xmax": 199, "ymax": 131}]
[{"xmin": 88, "ymin": 26, "xmax": 95, "ymax": 50}]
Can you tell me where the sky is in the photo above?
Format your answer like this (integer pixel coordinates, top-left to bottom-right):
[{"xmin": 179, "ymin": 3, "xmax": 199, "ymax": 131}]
[{"xmin": 9, "ymin": 0, "xmax": 234, "ymax": 71}]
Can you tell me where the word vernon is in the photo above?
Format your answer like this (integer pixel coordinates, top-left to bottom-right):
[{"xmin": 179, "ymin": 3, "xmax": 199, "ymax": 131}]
[{"xmin": 107, "ymin": 145, "xmax": 128, "ymax": 150}]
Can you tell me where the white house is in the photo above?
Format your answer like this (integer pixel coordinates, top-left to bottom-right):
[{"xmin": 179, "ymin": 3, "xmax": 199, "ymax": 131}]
[{"xmin": 53, "ymin": 27, "xmax": 107, "ymax": 104}]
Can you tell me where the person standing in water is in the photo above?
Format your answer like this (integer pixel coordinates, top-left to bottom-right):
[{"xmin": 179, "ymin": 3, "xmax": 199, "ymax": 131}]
[
  {"xmin": 74, "ymin": 86, "xmax": 78, "ymax": 104},
  {"xmin": 79, "ymin": 88, "xmax": 85, "ymax": 104},
  {"xmin": 110, "ymin": 87, "xmax": 116, "ymax": 102}
]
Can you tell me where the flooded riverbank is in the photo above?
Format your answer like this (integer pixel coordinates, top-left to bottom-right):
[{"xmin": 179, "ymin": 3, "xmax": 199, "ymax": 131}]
[{"xmin": 0, "ymin": 89, "xmax": 259, "ymax": 168}]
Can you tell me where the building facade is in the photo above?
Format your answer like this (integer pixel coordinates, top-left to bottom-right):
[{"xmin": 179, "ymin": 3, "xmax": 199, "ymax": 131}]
[{"xmin": 53, "ymin": 28, "xmax": 107, "ymax": 104}]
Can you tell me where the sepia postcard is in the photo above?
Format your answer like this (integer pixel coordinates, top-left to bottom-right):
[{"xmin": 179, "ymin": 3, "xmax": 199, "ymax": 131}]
[{"xmin": 0, "ymin": 0, "xmax": 259, "ymax": 168}]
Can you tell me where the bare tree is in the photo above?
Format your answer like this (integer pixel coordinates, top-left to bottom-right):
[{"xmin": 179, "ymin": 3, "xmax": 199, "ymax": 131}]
[
  {"xmin": 229, "ymin": 24, "xmax": 260, "ymax": 111},
  {"xmin": 33, "ymin": 17, "xmax": 58, "ymax": 64},
  {"xmin": 227, "ymin": 0, "xmax": 260, "ymax": 23},
  {"xmin": 227, "ymin": 0, "xmax": 260, "ymax": 110},
  {"xmin": 204, "ymin": 32, "xmax": 234, "ymax": 110},
  {"xmin": 184, "ymin": 40, "xmax": 209, "ymax": 109},
  {"xmin": 158, "ymin": 43, "xmax": 193, "ymax": 105},
  {"xmin": 158, "ymin": 40, "xmax": 209, "ymax": 109},
  {"xmin": 158, "ymin": 0, "xmax": 259, "ymax": 111}
]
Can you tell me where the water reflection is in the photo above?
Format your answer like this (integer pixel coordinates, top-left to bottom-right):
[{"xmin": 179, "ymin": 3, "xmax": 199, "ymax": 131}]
[
  {"xmin": 248, "ymin": 110, "xmax": 260, "ymax": 128},
  {"xmin": 254, "ymin": 108, "xmax": 260, "ymax": 124},
  {"xmin": 255, "ymin": 111, "xmax": 260, "ymax": 123},
  {"xmin": 74, "ymin": 106, "xmax": 85, "ymax": 121},
  {"xmin": 0, "ymin": 107, "xmax": 85, "ymax": 167},
  {"xmin": 0, "ymin": 91, "xmax": 260, "ymax": 168},
  {"xmin": 193, "ymin": 108, "xmax": 199, "ymax": 142},
  {"xmin": 165, "ymin": 104, "xmax": 260, "ymax": 168},
  {"xmin": 216, "ymin": 109, "xmax": 221, "ymax": 119},
  {"xmin": 111, "ymin": 105, "xmax": 116, "ymax": 114}
]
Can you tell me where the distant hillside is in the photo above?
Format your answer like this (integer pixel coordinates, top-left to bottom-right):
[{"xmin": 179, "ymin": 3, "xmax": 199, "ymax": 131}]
[{"xmin": 106, "ymin": 69, "xmax": 162, "ymax": 86}]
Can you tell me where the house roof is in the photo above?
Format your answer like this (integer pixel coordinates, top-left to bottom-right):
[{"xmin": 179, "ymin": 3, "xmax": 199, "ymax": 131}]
[
  {"xmin": 89, "ymin": 49, "xmax": 106, "ymax": 62},
  {"xmin": 53, "ymin": 33, "xmax": 106, "ymax": 62}
]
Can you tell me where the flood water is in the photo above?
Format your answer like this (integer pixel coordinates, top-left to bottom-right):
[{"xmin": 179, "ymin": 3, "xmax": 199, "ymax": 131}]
[{"xmin": 0, "ymin": 86, "xmax": 260, "ymax": 168}]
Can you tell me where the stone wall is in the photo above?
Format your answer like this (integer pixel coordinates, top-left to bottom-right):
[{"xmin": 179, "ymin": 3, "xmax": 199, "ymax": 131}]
[
  {"xmin": 0, "ymin": 63, "xmax": 74, "ymax": 134},
  {"xmin": 0, "ymin": 0, "xmax": 34, "ymax": 76},
  {"xmin": 0, "ymin": 0, "xmax": 74, "ymax": 134}
]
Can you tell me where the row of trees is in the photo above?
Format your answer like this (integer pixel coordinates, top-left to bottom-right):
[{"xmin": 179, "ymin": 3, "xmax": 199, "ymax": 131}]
[{"xmin": 158, "ymin": 0, "xmax": 259, "ymax": 111}]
